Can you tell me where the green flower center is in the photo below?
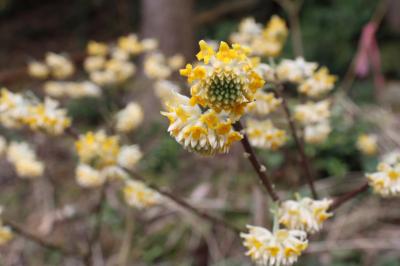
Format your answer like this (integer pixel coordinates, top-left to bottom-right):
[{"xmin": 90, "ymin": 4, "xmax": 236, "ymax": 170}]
[{"xmin": 205, "ymin": 70, "xmax": 244, "ymax": 110}]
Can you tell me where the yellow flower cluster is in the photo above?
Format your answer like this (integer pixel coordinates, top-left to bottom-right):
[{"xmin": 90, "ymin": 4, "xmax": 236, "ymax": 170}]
[
  {"xmin": 114, "ymin": 102, "xmax": 144, "ymax": 133},
  {"xmin": 6, "ymin": 141, "xmax": 44, "ymax": 178},
  {"xmin": 294, "ymin": 100, "xmax": 331, "ymax": 144},
  {"xmin": 0, "ymin": 207, "xmax": 13, "ymax": 246},
  {"xmin": 246, "ymin": 90, "xmax": 282, "ymax": 115},
  {"xmin": 278, "ymin": 197, "xmax": 333, "ymax": 234},
  {"xmin": 231, "ymin": 16, "xmax": 288, "ymax": 57},
  {"xmin": 180, "ymin": 40, "xmax": 264, "ymax": 119},
  {"xmin": 75, "ymin": 131, "xmax": 143, "ymax": 188},
  {"xmin": 117, "ymin": 34, "xmax": 158, "ymax": 55},
  {"xmin": 144, "ymin": 52, "xmax": 185, "ymax": 80},
  {"xmin": 0, "ymin": 88, "xmax": 71, "ymax": 135},
  {"xmin": 84, "ymin": 38, "xmax": 145, "ymax": 86},
  {"xmin": 28, "ymin": 52, "xmax": 75, "ymax": 80},
  {"xmin": 123, "ymin": 180, "xmax": 162, "ymax": 209},
  {"xmin": 241, "ymin": 225, "xmax": 308, "ymax": 266},
  {"xmin": 161, "ymin": 90, "xmax": 242, "ymax": 155},
  {"xmin": 246, "ymin": 119, "xmax": 287, "ymax": 150},
  {"xmin": 357, "ymin": 134, "xmax": 378, "ymax": 156},
  {"xmin": 298, "ymin": 67, "xmax": 337, "ymax": 98},
  {"xmin": 44, "ymin": 81, "xmax": 101, "ymax": 98},
  {"xmin": 366, "ymin": 156, "xmax": 400, "ymax": 197}
]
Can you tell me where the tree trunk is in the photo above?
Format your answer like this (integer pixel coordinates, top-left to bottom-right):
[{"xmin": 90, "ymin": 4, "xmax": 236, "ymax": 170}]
[{"xmin": 140, "ymin": 0, "xmax": 195, "ymax": 60}]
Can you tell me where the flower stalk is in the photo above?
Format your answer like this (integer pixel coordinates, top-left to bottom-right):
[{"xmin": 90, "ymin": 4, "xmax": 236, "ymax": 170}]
[
  {"xmin": 233, "ymin": 121, "xmax": 280, "ymax": 202},
  {"xmin": 273, "ymin": 86, "xmax": 318, "ymax": 199}
]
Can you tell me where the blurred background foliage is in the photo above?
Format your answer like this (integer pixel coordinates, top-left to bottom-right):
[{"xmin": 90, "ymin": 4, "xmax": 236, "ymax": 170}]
[{"xmin": 1, "ymin": 0, "xmax": 400, "ymax": 265}]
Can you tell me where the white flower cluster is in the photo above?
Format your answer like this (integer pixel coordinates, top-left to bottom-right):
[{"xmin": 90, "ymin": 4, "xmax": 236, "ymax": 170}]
[
  {"xmin": 123, "ymin": 180, "xmax": 162, "ymax": 209},
  {"xmin": 114, "ymin": 102, "xmax": 144, "ymax": 133},
  {"xmin": 144, "ymin": 52, "xmax": 185, "ymax": 80},
  {"xmin": 366, "ymin": 152, "xmax": 400, "ymax": 197},
  {"xmin": 246, "ymin": 119, "xmax": 286, "ymax": 150},
  {"xmin": 28, "ymin": 52, "xmax": 75, "ymax": 80},
  {"xmin": 278, "ymin": 197, "xmax": 333, "ymax": 233},
  {"xmin": 44, "ymin": 81, "xmax": 101, "ymax": 98},
  {"xmin": 294, "ymin": 100, "xmax": 331, "ymax": 144},
  {"xmin": 276, "ymin": 57, "xmax": 336, "ymax": 98},
  {"xmin": 241, "ymin": 225, "xmax": 308, "ymax": 266},
  {"xmin": 6, "ymin": 141, "xmax": 44, "ymax": 178},
  {"xmin": 0, "ymin": 88, "xmax": 71, "ymax": 135}
]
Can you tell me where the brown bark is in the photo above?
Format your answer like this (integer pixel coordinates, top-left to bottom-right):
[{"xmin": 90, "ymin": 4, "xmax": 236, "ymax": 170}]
[{"xmin": 140, "ymin": 0, "xmax": 195, "ymax": 59}]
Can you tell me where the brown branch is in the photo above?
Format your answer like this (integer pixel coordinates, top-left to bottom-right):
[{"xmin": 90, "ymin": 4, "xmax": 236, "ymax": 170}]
[
  {"xmin": 233, "ymin": 121, "xmax": 280, "ymax": 202},
  {"xmin": 273, "ymin": 87, "xmax": 318, "ymax": 199},
  {"xmin": 329, "ymin": 182, "xmax": 369, "ymax": 211},
  {"xmin": 3, "ymin": 218, "xmax": 82, "ymax": 257},
  {"xmin": 125, "ymin": 169, "xmax": 241, "ymax": 234}
]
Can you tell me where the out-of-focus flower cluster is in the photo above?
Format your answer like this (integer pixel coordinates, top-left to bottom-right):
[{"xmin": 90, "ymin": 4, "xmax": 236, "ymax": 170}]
[
  {"xmin": 28, "ymin": 52, "xmax": 75, "ymax": 80},
  {"xmin": 144, "ymin": 52, "xmax": 185, "ymax": 80},
  {"xmin": 5, "ymin": 140, "xmax": 44, "ymax": 178},
  {"xmin": 0, "ymin": 207, "xmax": 13, "ymax": 246},
  {"xmin": 367, "ymin": 151, "xmax": 400, "ymax": 197},
  {"xmin": 357, "ymin": 134, "xmax": 378, "ymax": 156},
  {"xmin": 74, "ymin": 130, "xmax": 162, "ymax": 209},
  {"xmin": 231, "ymin": 16, "xmax": 288, "ymax": 57},
  {"xmin": 294, "ymin": 100, "xmax": 331, "ymax": 144},
  {"xmin": 0, "ymin": 88, "xmax": 71, "ymax": 135},
  {"xmin": 246, "ymin": 119, "xmax": 286, "ymax": 150},
  {"xmin": 44, "ymin": 81, "xmax": 101, "ymax": 99}
]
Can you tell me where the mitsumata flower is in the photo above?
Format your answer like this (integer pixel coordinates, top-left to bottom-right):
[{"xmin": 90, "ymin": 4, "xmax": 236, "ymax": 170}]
[
  {"xmin": 0, "ymin": 207, "xmax": 13, "ymax": 246},
  {"xmin": 298, "ymin": 67, "xmax": 337, "ymax": 98},
  {"xmin": 115, "ymin": 102, "xmax": 144, "ymax": 133},
  {"xmin": 0, "ymin": 88, "xmax": 71, "ymax": 134},
  {"xmin": 366, "ymin": 159, "xmax": 400, "ymax": 197},
  {"xmin": 161, "ymin": 90, "xmax": 242, "ymax": 155},
  {"xmin": 304, "ymin": 121, "xmax": 331, "ymax": 144},
  {"xmin": 75, "ymin": 131, "xmax": 120, "ymax": 168},
  {"xmin": 241, "ymin": 225, "xmax": 308, "ymax": 266},
  {"xmin": 276, "ymin": 57, "xmax": 317, "ymax": 84},
  {"xmin": 6, "ymin": 142, "xmax": 44, "ymax": 178},
  {"xmin": 357, "ymin": 134, "xmax": 378, "ymax": 156},
  {"xmin": 278, "ymin": 197, "xmax": 333, "ymax": 233},
  {"xmin": 246, "ymin": 119, "xmax": 287, "ymax": 150},
  {"xmin": 123, "ymin": 180, "xmax": 162, "ymax": 209},
  {"xmin": 231, "ymin": 16, "xmax": 288, "ymax": 57},
  {"xmin": 294, "ymin": 100, "xmax": 331, "ymax": 125},
  {"xmin": 246, "ymin": 90, "xmax": 282, "ymax": 115},
  {"xmin": 180, "ymin": 40, "xmax": 265, "ymax": 119},
  {"xmin": 44, "ymin": 81, "xmax": 101, "ymax": 98},
  {"xmin": 75, "ymin": 131, "xmax": 144, "ymax": 188}
]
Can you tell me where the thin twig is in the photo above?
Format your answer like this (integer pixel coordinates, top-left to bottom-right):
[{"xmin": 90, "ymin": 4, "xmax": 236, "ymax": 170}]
[
  {"xmin": 274, "ymin": 0, "xmax": 304, "ymax": 57},
  {"xmin": 273, "ymin": 87, "xmax": 318, "ymax": 199},
  {"xmin": 125, "ymin": 169, "xmax": 241, "ymax": 234},
  {"xmin": 3, "ymin": 218, "xmax": 81, "ymax": 256},
  {"xmin": 84, "ymin": 183, "xmax": 107, "ymax": 265},
  {"xmin": 233, "ymin": 121, "xmax": 280, "ymax": 202},
  {"xmin": 329, "ymin": 182, "xmax": 369, "ymax": 211}
]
